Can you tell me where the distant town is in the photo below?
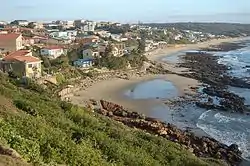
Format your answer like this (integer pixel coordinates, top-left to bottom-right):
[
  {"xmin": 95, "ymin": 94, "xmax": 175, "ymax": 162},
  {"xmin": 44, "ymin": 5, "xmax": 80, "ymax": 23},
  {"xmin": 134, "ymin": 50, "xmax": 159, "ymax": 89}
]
[{"xmin": 0, "ymin": 19, "xmax": 249, "ymax": 82}]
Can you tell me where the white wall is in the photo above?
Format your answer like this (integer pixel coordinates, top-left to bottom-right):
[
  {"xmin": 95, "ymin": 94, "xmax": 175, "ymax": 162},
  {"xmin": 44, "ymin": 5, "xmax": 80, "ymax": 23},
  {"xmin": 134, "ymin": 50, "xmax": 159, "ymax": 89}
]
[{"xmin": 41, "ymin": 49, "xmax": 64, "ymax": 59}]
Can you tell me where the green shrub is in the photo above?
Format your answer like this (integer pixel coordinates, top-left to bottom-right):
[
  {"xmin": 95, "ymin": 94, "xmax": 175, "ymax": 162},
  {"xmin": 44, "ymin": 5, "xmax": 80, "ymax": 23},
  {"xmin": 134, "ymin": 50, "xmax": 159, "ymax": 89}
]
[{"xmin": 0, "ymin": 74, "xmax": 222, "ymax": 166}]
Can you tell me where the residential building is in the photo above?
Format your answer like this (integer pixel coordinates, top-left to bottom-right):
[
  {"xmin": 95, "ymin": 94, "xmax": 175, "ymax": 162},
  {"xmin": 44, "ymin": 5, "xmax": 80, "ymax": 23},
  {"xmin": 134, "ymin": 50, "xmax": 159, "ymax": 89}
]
[
  {"xmin": 76, "ymin": 35, "xmax": 100, "ymax": 45},
  {"xmin": 44, "ymin": 23, "xmax": 61, "ymax": 31},
  {"xmin": 0, "ymin": 21, "xmax": 7, "ymax": 26},
  {"xmin": 0, "ymin": 50, "xmax": 42, "ymax": 78},
  {"xmin": 112, "ymin": 23, "xmax": 122, "ymax": 27},
  {"xmin": 82, "ymin": 48, "xmax": 100, "ymax": 57},
  {"xmin": 0, "ymin": 33, "xmax": 23, "ymax": 52},
  {"xmin": 50, "ymin": 31, "xmax": 68, "ymax": 38},
  {"xmin": 10, "ymin": 20, "xmax": 29, "ymax": 26},
  {"xmin": 174, "ymin": 34, "xmax": 183, "ymax": 40},
  {"xmin": 49, "ymin": 30, "xmax": 77, "ymax": 41},
  {"xmin": 28, "ymin": 22, "xmax": 44, "ymax": 29},
  {"xmin": 32, "ymin": 36, "xmax": 48, "ymax": 44},
  {"xmin": 23, "ymin": 36, "xmax": 35, "ymax": 46},
  {"xmin": 94, "ymin": 30, "xmax": 111, "ymax": 38},
  {"xmin": 1, "ymin": 27, "xmax": 20, "ymax": 33},
  {"xmin": 63, "ymin": 21, "xmax": 74, "ymax": 29},
  {"xmin": 96, "ymin": 21, "xmax": 112, "ymax": 27},
  {"xmin": 82, "ymin": 42, "xmax": 107, "ymax": 57},
  {"xmin": 145, "ymin": 40, "xmax": 154, "ymax": 52},
  {"xmin": 82, "ymin": 21, "xmax": 96, "ymax": 32},
  {"xmin": 74, "ymin": 19, "xmax": 86, "ymax": 28},
  {"xmin": 40, "ymin": 46, "xmax": 65, "ymax": 59},
  {"xmin": 111, "ymin": 43, "xmax": 125, "ymax": 57},
  {"xmin": 73, "ymin": 57, "xmax": 94, "ymax": 68},
  {"xmin": 0, "ymin": 31, "xmax": 8, "ymax": 34}
]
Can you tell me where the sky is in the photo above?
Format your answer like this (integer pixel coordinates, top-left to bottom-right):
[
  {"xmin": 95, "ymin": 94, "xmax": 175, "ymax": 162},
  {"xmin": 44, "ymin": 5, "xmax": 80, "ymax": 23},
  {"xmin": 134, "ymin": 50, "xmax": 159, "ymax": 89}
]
[{"xmin": 1, "ymin": 0, "xmax": 250, "ymax": 23}]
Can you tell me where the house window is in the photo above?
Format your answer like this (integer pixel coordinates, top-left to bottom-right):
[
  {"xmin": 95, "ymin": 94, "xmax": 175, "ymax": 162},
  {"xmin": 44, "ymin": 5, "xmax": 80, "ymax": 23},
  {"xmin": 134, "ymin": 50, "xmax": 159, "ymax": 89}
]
[{"xmin": 28, "ymin": 64, "xmax": 32, "ymax": 68}]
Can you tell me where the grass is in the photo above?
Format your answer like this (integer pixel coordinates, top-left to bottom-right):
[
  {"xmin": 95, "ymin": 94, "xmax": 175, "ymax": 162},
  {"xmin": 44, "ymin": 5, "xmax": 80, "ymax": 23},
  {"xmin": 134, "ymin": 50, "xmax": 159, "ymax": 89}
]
[{"xmin": 0, "ymin": 73, "xmax": 224, "ymax": 166}]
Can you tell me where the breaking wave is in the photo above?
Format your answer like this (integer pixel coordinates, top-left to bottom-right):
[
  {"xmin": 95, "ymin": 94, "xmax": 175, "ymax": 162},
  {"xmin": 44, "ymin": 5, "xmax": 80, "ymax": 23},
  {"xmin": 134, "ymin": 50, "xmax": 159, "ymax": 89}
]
[{"xmin": 197, "ymin": 111, "xmax": 250, "ymax": 160}]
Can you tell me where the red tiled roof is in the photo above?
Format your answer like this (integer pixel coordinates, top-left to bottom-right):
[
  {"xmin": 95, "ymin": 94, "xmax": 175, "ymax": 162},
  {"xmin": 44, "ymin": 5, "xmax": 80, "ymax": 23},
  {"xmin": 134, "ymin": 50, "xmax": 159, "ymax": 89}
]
[
  {"xmin": 12, "ymin": 56, "xmax": 41, "ymax": 63},
  {"xmin": 3, "ymin": 50, "xmax": 41, "ymax": 63},
  {"xmin": 32, "ymin": 35, "xmax": 48, "ymax": 40},
  {"xmin": 0, "ymin": 33, "xmax": 21, "ymax": 41},
  {"xmin": 42, "ymin": 46, "xmax": 64, "ymax": 50}
]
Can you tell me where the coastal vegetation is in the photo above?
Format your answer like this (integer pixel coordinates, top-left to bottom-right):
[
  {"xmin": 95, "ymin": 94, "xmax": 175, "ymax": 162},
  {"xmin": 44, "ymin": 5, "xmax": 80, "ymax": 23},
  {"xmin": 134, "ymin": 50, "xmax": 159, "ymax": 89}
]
[
  {"xmin": 144, "ymin": 23, "xmax": 250, "ymax": 37},
  {"xmin": 0, "ymin": 72, "xmax": 224, "ymax": 166}
]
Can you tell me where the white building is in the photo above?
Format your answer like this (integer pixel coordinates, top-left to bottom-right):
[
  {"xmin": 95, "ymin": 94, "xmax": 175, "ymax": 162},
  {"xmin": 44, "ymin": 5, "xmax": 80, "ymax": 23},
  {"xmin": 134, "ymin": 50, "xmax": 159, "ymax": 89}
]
[
  {"xmin": 11, "ymin": 20, "xmax": 29, "ymax": 26},
  {"xmin": 174, "ymin": 34, "xmax": 183, "ymax": 41},
  {"xmin": 82, "ymin": 21, "xmax": 96, "ymax": 32},
  {"xmin": 0, "ymin": 21, "xmax": 7, "ymax": 25},
  {"xmin": 40, "ymin": 46, "xmax": 65, "ymax": 59},
  {"xmin": 110, "ymin": 34, "xmax": 127, "ymax": 42},
  {"xmin": 74, "ymin": 19, "xmax": 86, "ymax": 28},
  {"xmin": 49, "ymin": 30, "xmax": 77, "ymax": 40},
  {"xmin": 95, "ymin": 30, "xmax": 111, "ymax": 38},
  {"xmin": 74, "ymin": 58, "xmax": 94, "ymax": 68}
]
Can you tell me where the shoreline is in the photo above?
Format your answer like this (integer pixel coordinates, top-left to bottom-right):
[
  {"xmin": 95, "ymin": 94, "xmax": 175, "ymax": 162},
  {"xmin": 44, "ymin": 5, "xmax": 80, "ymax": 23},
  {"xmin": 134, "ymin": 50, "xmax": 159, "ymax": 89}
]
[
  {"xmin": 70, "ymin": 37, "xmax": 247, "ymax": 125},
  {"xmin": 69, "ymin": 37, "xmax": 250, "ymax": 163},
  {"xmin": 146, "ymin": 37, "xmax": 246, "ymax": 61},
  {"xmin": 70, "ymin": 74, "xmax": 199, "ymax": 115}
]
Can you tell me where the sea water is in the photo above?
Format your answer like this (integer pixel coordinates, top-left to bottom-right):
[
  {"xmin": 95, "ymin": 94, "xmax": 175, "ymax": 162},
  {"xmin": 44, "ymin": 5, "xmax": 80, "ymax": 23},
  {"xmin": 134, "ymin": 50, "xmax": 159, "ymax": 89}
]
[
  {"xmin": 124, "ymin": 79, "xmax": 178, "ymax": 99},
  {"xmin": 196, "ymin": 41, "xmax": 250, "ymax": 161},
  {"xmin": 125, "ymin": 40, "xmax": 250, "ymax": 161}
]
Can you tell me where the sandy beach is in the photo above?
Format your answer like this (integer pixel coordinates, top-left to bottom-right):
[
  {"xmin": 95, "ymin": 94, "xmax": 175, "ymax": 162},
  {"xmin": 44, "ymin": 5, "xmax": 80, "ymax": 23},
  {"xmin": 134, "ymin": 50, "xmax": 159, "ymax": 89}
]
[
  {"xmin": 146, "ymin": 37, "xmax": 244, "ymax": 61},
  {"xmin": 71, "ymin": 74, "xmax": 199, "ymax": 115},
  {"xmin": 71, "ymin": 37, "xmax": 243, "ymax": 115}
]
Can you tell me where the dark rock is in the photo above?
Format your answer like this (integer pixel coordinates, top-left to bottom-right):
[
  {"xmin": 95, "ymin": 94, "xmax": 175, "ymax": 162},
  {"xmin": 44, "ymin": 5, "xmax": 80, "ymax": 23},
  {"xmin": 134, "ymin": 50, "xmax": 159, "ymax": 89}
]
[
  {"xmin": 0, "ymin": 145, "xmax": 22, "ymax": 159},
  {"xmin": 96, "ymin": 100, "xmax": 243, "ymax": 165},
  {"xmin": 228, "ymin": 144, "xmax": 241, "ymax": 154}
]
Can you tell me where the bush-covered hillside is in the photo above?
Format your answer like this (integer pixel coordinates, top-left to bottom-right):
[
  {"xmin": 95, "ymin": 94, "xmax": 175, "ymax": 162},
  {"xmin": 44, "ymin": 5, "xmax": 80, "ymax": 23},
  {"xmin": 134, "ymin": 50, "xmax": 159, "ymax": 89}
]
[
  {"xmin": 0, "ymin": 73, "xmax": 222, "ymax": 166},
  {"xmin": 144, "ymin": 23, "xmax": 250, "ymax": 37}
]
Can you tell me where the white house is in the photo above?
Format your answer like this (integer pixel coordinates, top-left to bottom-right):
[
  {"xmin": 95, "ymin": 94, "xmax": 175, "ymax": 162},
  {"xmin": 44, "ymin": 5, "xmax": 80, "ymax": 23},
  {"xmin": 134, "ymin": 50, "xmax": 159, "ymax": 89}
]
[
  {"xmin": 174, "ymin": 34, "xmax": 183, "ymax": 41},
  {"xmin": 95, "ymin": 30, "xmax": 111, "ymax": 38},
  {"xmin": 40, "ymin": 46, "xmax": 65, "ymax": 59},
  {"xmin": 74, "ymin": 58, "xmax": 94, "ymax": 68},
  {"xmin": 82, "ymin": 21, "xmax": 96, "ymax": 32},
  {"xmin": 11, "ymin": 20, "xmax": 29, "ymax": 26},
  {"xmin": 50, "ymin": 31, "xmax": 68, "ymax": 38},
  {"xmin": 111, "ymin": 34, "xmax": 122, "ymax": 42}
]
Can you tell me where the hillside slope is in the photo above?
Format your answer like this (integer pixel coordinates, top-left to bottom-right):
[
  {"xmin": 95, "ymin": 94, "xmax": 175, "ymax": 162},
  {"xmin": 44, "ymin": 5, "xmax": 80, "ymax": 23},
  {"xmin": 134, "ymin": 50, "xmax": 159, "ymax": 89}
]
[{"xmin": 0, "ymin": 73, "xmax": 223, "ymax": 166}]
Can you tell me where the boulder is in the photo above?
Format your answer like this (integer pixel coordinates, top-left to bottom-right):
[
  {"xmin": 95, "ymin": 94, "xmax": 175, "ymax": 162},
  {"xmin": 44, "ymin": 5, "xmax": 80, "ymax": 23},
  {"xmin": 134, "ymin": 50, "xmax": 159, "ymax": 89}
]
[{"xmin": 0, "ymin": 145, "xmax": 22, "ymax": 159}]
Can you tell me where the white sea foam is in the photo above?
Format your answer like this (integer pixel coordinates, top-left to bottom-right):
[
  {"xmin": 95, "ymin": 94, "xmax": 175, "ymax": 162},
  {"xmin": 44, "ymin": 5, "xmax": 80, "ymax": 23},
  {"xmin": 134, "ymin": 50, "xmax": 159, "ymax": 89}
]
[
  {"xmin": 214, "ymin": 113, "xmax": 247, "ymax": 123},
  {"xmin": 197, "ymin": 121, "xmax": 250, "ymax": 160},
  {"xmin": 198, "ymin": 110, "xmax": 212, "ymax": 120}
]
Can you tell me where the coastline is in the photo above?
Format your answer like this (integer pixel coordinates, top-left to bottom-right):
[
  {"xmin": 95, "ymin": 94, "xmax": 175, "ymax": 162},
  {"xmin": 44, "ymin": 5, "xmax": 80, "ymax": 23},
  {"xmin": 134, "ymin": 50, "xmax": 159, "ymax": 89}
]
[
  {"xmin": 146, "ymin": 37, "xmax": 245, "ymax": 61},
  {"xmin": 70, "ymin": 37, "xmax": 246, "ymax": 117},
  {"xmin": 69, "ymin": 37, "xmax": 250, "ymax": 163},
  {"xmin": 70, "ymin": 74, "xmax": 199, "ymax": 116},
  {"xmin": 70, "ymin": 38, "xmax": 245, "ymax": 114}
]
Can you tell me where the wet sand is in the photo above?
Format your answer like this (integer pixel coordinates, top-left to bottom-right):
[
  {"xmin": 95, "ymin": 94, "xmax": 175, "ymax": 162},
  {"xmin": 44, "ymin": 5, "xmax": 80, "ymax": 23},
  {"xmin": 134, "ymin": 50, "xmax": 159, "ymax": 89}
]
[
  {"xmin": 70, "ymin": 37, "xmax": 243, "ymax": 124},
  {"xmin": 71, "ymin": 74, "xmax": 199, "ymax": 115}
]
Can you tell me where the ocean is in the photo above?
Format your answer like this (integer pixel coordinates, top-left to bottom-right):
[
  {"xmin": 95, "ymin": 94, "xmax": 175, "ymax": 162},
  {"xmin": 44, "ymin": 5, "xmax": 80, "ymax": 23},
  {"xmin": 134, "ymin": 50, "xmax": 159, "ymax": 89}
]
[
  {"xmin": 197, "ymin": 40, "xmax": 250, "ymax": 161},
  {"xmin": 125, "ymin": 39, "xmax": 250, "ymax": 162}
]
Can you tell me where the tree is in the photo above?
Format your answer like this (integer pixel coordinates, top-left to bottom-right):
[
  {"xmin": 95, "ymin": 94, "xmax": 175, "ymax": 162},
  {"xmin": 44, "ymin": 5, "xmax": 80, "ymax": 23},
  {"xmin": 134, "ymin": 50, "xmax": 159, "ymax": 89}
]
[
  {"xmin": 137, "ymin": 38, "xmax": 146, "ymax": 54},
  {"xmin": 41, "ymin": 57, "xmax": 51, "ymax": 68},
  {"xmin": 104, "ymin": 43, "xmax": 113, "ymax": 56}
]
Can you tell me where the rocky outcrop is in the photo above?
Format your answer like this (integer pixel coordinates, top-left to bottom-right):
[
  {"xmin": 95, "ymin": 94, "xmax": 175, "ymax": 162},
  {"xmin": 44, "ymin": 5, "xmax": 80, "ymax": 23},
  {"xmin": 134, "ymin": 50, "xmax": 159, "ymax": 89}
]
[
  {"xmin": 96, "ymin": 100, "xmax": 242, "ymax": 165},
  {"xmin": 0, "ymin": 145, "xmax": 22, "ymax": 159},
  {"xmin": 177, "ymin": 42, "xmax": 250, "ymax": 113},
  {"xmin": 200, "ymin": 42, "xmax": 245, "ymax": 52},
  {"xmin": 196, "ymin": 87, "xmax": 248, "ymax": 113}
]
